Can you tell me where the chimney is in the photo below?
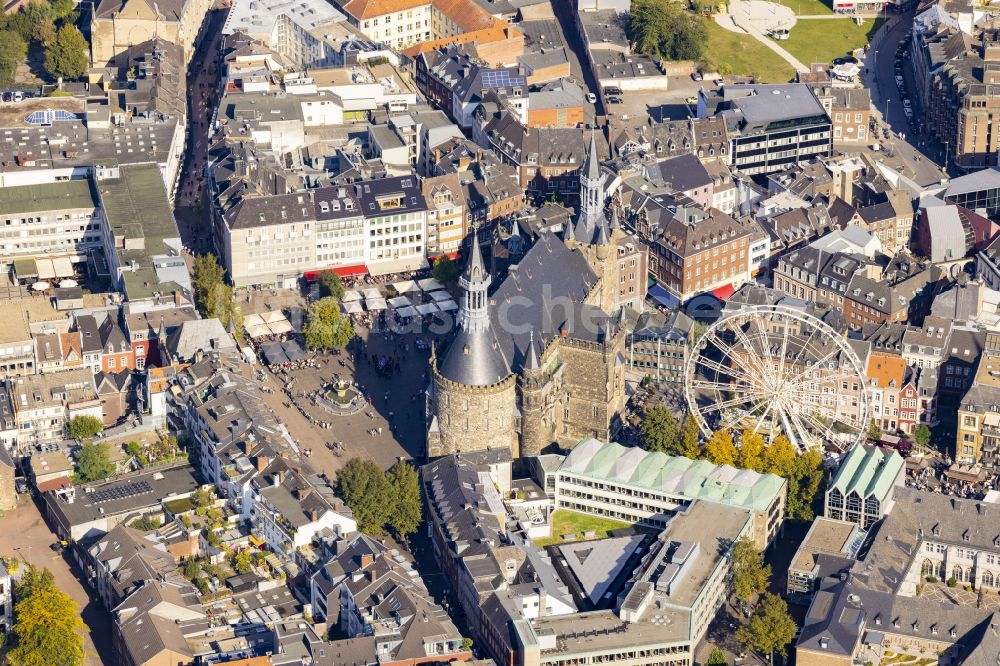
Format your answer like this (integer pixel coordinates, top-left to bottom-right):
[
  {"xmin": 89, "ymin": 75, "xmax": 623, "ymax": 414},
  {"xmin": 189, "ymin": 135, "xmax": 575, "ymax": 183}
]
[
  {"xmin": 174, "ymin": 290, "xmax": 182, "ymax": 306},
  {"xmin": 310, "ymin": 509, "xmax": 318, "ymax": 522},
  {"xmin": 255, "ymin": 454, "xmax": 269, "ymax": 473},
  {"xmin": 369, "ymin": 568, "xmax": 378, "ymax": 583}
]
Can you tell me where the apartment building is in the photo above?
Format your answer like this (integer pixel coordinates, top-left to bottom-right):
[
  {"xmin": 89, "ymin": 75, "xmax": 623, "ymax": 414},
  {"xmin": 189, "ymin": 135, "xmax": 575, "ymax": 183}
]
[
  {"xmin": 553, "ymin": 438, "xmax": 786, "ymax": 549},
  {"xmin": 786, "ymin": 517, "xmax": 863, "ymax": 605},
  {"xmin": 312, "ymin": 185, "xmax": 366, "ymax": 277},
  {"xmin": 636, "ymin": 199, "xmax": 754, "ymax": 301},
  {"xmin": 0, "ymin": 179, "xmax": 103, "ymax": 268},
  {"xmin": 222, "ymin": 0, "xmax": 348, "ymax": 69},
  {"xmin": 923, "ymin": 32, "xmax": 1000, "ymax": 170},
  {"xmin": 813, "ymin": 86, "xmax": 872, "ymax": 144},
  {"xmin": 701, "ymin": 84, "xmax": 832, "ymax": 176},
  {"xmin": 824, "ymin": 444, "xmax": 905, "ymax": 529},
  {"xmin": 956, "ymin": 334, "xmax": 1000, "ymax": 467},
  {"xmin": 866, "ymin": 352, "xmax": 920, "ymax": 434},
  {"xmin": 10, "ymin": 369, "xmax": 103, "ymax": 446},
  {"xmin": 221, "ymin": 192, "xmax": 317, "ymax": 288},
  {"xmin": 357, "ymin": 175, "xmax": 428, "ymax": 274},
  {"xmin": 843, "ymin": 252, "xmax": 938, "ymax": 329},
  {"xmin": 339, "ymin": 0, "xmax": 506, "ymax": 51},
  {"xmin": 422, "ymin": 174, "xmax": 467, "ymax": 258}
]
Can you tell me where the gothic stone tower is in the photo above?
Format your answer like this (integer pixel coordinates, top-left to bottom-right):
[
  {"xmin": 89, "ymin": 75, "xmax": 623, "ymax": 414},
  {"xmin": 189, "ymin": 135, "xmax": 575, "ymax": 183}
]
[{"xmin": 427, "ymin": 234, "xmax": 517, "ymax": 458}]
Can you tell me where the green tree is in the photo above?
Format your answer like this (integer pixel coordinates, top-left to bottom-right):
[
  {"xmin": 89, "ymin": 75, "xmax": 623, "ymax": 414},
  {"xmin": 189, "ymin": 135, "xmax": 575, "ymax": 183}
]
[
  {"xmin": 628, "ymin": 0, "xmax": 708, "ymax": 61},
  {"xmin": 14, "ymin": 566, "xmax": 54, "ymax": 600},
  {"xmin": 704, "ymin": 429, "xmax": 737, "ymax": 466},
  {"xmin": 9, "ymin": 568, "xmax": 86, "ymax": 666},
  {"xmin": 337, "ymin": 458, "xmax": 393, "ymax": 533},
  {"xmin": 387, "ymin": 461, "xmax": 422, "ymax": 537},
  {"xmin": 192, "ymin": 487, "xmax": 214, "ymax": 510},
  {"xmin": 761, "ymin": 434, "xmax": 795, "ymax": 477},
  {"xmin": 730, "ymin": 536, "xmax": 771, "ymax": 602},
  {"xmin": 735, "ymin": 593, "xmax": 797, "ymax": 660},
  {"xmin": 432, "ymin": 256, "xmax": 460, "ymax": 284},
  {"xmin": 303, "ymin": 297, "xmax": 354, "ymax": 350},
  {"xmin": 192, "ymin": 254, "xmax": 227, "ymax": 317},
  {"xmin": 67, "ymin": 414, "xmax": 102, "ymax": 440},
  {"xmin": 707, "ymin": 647, "xmax": 728, "ymax": 666},
  {"xmin": 232, "ymin": 549, "xmax": 254, "ymax": 574},
  {"xmin": 317, "ymin": 270, "xmax": 346, "ymax": 300},
  {"xmin": 76, "ymin": 441, "xmax": 114, "ymax": 482},
  {"xmin": 1, "ymin": 13, "xmax": 34, "ymax": 41},
  {"xmin": 0, "ymin": 31, "xmax": 27, "ymax": 87},
  {"xmin": 641, "ymin": 405, "xmax": 681, "ymax": 454},
  {"xmin": 44, "ymin": 24, "xmax": 88, "ymax": 81},
  {"xmin": 867, "ymin": 417, "xmax": 882, "ymax": 443},
  {"xmin": 737, "ymin": 430, "xmax": 766, "ymax": 472},
  {"xmin": 913, "ymin": 424, "xmax": 931, "ymax": 449},
  {"xmin": 183, "ymin": 558, "xmax": 201, "ymax": 581},
  {"xmin": 125, "ymin": 441, "xmax": 142, "ymax": 459},
  {"xmin": 678, "ymin": 417, "xmax": 702, "ymax": 458},
  {"xmin": 786, "ymin": 448, "xmax": 824, "ymax": 521}
]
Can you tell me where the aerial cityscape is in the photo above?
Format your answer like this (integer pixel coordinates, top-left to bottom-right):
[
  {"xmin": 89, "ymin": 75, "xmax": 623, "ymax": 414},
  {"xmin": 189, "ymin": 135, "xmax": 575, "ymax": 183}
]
[{"xmin": 0, "ymin": 0, "xmax": 998, "ymax": 663}]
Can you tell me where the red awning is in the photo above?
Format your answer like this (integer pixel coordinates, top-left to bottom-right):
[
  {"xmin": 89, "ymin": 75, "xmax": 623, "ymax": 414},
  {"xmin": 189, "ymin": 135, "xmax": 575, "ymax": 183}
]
[
  {"xmin": 304, "ymin": 265, "xmax": 368, "ymax": 281},
  {"xmin": 37, "ymin": 476, "xmax": 71, "ymax": 493},
  {"xmin": 711, "ymin": 283, "xmax": 736, "ymax": 301}
]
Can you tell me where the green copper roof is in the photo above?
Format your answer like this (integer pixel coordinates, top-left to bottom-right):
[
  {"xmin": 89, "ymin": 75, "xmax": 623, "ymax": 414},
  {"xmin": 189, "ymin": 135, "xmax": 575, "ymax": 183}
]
[
  {"xmin": 828, "ymin": 445, "xmax": 904, "ymax": 500},
  {"xmin": 560, "ymin": 439, "xmax": 786, "ymax": 512}
]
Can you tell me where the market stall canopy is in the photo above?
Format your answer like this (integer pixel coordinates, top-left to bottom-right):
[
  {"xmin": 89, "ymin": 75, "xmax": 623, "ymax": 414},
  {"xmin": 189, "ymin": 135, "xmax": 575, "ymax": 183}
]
[
  {"xmin": 415, "ymin": 303, "xmax": 438, "ymax": 315},
  {"xmin": 417, "ymin": 278, "xmax": 443, "ymax": 291},
  {"xmin": 362, "ymin": 288, "xmax": 382, "ymax": 300},
  {"xmin": 392, "ymin": 280, "xmax": 418, "ymax": 294},
  {"xmin": 437, "ymin": 300, "xmax": 459, "ymax": 311},
  {"xmin": 342, "ymin": 300, "xmax": 364, "ymax": 314},
  {"xmin": 365, "ymin": 298, "xmax": 387, "ymax": 310},
  {"xmin": 395, "ymin": 305, "xmax": 418, "ymax": 318},
  {"xmin": 342, "ymin": 289, "xmax": 362, "ymax": 302},
  {"xmin": 428, "ymin": 290, "xmax": 452, "ymax": 302},
  {"xmin": 388, "ymin": 296, "xmax": 412, "ymax": 308},
  {"xmin": 31, "ymin": 281, "xmax": 50, "ymax": 291}
]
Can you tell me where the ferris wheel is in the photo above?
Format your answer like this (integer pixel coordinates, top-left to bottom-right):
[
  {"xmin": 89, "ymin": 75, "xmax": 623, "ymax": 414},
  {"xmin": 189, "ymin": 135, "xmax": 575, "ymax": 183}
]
[{"xmin": 683, "ymin": 304, "xmax": 870, "ymax": 451}]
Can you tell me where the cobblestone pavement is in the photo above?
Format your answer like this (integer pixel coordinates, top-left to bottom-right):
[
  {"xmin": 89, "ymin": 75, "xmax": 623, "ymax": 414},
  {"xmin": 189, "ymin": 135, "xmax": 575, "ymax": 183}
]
[{"xmin": 251, "ymin": 325, "xmax": 436, "ymax": 477}]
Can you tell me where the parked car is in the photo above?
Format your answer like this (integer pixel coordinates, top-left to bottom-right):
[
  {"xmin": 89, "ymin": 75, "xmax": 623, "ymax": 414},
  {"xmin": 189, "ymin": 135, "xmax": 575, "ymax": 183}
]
[
  {"xmin": 608, "ymin": 95, "xmax": 623, "ymax": 104},
  {"xmin": 12, "ymin": 91, "xmax": 23, "ymax": 103},
  {"xmin": 603, "ymin": 86, "xmax": 622, "ymax": 96},
  {"xmin": 15, "ymin": 479, "xmax": 28, "ymax": 494},
  {"xmin": 586, "ymin": 92, "xmax": 597, "ymax": 103}
]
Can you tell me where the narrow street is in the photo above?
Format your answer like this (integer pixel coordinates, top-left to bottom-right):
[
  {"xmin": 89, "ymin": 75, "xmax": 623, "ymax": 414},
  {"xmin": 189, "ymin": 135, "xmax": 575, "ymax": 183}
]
[
  {"xmin": 0, "ymin": 496, "xmax": 113, "ymax": 665},
  {"xmin": 174, "ymin": 6, "xmax": 228, "ymax": 256},
  {"xmin": 864, "ymin": 12, "xmax": 950, "ymax": 185},
  {"xmin": 550, "ymin": 0, "xmax": 604, "ymax": 120}
]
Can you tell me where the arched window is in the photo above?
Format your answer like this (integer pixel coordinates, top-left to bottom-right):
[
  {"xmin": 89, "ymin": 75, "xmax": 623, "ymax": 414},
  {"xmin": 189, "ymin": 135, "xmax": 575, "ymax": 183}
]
[
  {"xmin": 921, "ymin": 560, "xmax": 934, "ymax": 577},
  {"xmin": 828, "ymin": 488, "xmax": 844, "ymax": 508},
  {"xmin": 983, "ymin": 571, "xmax": 995, "ymax": 588},
  {"xmin": 953, "ymin": 566, "xmax": 964, "ymax": 582}
]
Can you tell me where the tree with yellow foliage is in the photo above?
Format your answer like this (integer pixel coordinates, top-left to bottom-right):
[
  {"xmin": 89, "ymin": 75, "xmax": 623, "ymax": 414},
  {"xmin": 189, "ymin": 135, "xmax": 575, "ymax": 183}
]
[
  {"xmin": 704, "ymin": 429, "xmax": 738, "ymax": 466},
  {"xmin": 9, "ymin": 566, "xmax": 86, "ymax": 666},
  {"xmin": 737, "ymin": 429, "xmax": 767, "ymax": 472},
  {"xmin": 761, "ymin": 434, "xmax": 796, "ymax": 477}
]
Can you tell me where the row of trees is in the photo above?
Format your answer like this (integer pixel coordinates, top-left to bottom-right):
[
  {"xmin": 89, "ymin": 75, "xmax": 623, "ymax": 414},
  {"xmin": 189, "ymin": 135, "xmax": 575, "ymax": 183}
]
[
  {"xmin": 0, "ymin": 0, "xmax": 87, "ymax": 87},
  {"xmin": 729, "ymin": 538, "xmax": 797, "ymax": 662},
  {"xmin": 6, "ymin": 565, "xmax": 87, "ymax": 666},
  {"xmin": 640, "ymin": 406, "xmax": 825, "ymax": 520},
  {"xmin": 336, "ymin": 458, "xmax": 422, "ymax": 537},
  {"xmin": 192, "ymin": 254, "xmax": 243, "ymax": 338}
]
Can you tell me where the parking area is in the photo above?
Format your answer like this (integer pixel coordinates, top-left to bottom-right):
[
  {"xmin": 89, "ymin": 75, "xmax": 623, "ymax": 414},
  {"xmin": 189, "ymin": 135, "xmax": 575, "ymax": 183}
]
[
  {"xmin": 605, "ymin": 77, "xmax": 707, "ymax": 124},
  {"xmin": 0, "ymin": 495, "xmax": 112, "ymax": 665}
]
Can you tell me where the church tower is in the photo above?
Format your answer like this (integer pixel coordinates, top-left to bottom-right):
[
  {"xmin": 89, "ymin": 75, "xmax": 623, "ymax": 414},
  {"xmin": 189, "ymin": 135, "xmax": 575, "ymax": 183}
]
[
  {"xmin": 427, "ymin": 233, "xmax": 518, "ymax": 457},
  {"xmin": 575, "ymin": 130, "xmax": 610, "ymax": 245}
]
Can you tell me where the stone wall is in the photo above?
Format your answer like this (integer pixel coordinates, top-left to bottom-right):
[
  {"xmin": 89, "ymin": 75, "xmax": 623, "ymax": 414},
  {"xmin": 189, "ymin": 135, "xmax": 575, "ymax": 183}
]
[{"xmin": 429, "ymin": 368, "xmax": 518, "ymax": 457}]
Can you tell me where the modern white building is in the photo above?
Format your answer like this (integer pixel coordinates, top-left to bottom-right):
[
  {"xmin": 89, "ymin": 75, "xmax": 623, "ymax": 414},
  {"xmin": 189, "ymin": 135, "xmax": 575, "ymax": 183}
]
[
  {"xmin": 552, "ymin": 439, "xmax": 787, "ymax": 549},
  {"xmin": 824, "ymin": 445, "xmax": 906, "ymax": 529}
]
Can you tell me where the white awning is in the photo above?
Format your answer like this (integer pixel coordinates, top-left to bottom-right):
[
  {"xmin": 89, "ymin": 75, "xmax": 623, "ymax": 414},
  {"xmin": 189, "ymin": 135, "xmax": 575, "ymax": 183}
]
[
  {"xmin": 365, "ymin": 298, "xmax": 387, "ymax": 310},
  {"xmin": 388, "ymin": 296, "xmax": 412, "ymax": 308},
  {"xmin": 392, "ymin": 280, "xmax": 418, "ymax": 293},
  {"xmin": 343, "ymin": 289, "xmax": 362, "ymax": 302},
  {"xmin": 362, "ymin": 287, "xmax": 382, "ymax": 300},
  {"xmin": 244, "ymin": 313, "xmax": 265, "ymax": 328},
  {"xmin": 268, "ymin": 320, "xmax": 294, "ymax": 335},
  {"xmin": 367, "ymin": 256, "xmax": 428, "ymax": 277},
  {"xmin": 395, "ymin": 305, "xmax": 419, "ymax": 318},
  {"xmin": 36, "ymin": 259, "xmax": 55, "ymax": 280},
  {"xmin": 417, "ymin": 278, "xmax": 443, "ymax": 291},
  {"xmin": 415, "ymin": 303, "xmax": 438, "ymax": 315},
  {"xmin": 342, "ymin": 301, "xmax": 364, "ymax": 314},
  {"xmin": 52, "ymin": 256, "xmax": 74, "ymax": 278},
  {"xmin": 247, "ymin": 323, "xmax": 271, "ymax": 339},
  {"xmin": 261, "ymin": 311, "xmax": 285, "ymax": 324},
  {"xmin": 437, "ymin": 300, "xmax": 459, "ymax": 311},
  {"xmin": 428, "ymin": 290, "xmax": 452, "ymax": 302}
]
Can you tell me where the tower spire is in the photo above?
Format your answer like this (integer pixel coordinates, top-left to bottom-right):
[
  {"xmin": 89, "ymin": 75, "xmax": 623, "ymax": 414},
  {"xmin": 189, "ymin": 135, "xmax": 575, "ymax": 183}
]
[
  {"xmin": 577, "ymin": 129, "xmax": 607, "ymax": 243},
  {"xmin": 458, "ymin": 231, "xmax": 491, "ymax": 334}
]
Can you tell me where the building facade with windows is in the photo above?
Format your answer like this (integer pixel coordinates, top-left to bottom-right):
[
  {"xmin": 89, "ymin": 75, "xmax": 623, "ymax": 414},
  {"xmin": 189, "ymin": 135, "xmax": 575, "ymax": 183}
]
[
  {"xmin": 824, "ymin": 445, "xmax": 906, "ymax": 529},
  {"xmin": 553, "ymin": 438, "xmax": 787, "ymax": 549}
]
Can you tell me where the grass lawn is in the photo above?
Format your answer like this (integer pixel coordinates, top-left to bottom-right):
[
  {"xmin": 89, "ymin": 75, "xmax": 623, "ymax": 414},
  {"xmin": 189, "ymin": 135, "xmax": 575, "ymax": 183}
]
[
  {"xmin": 703, "ymin": 20, "xmax": 796, "ymax": 82},
  {"xmin": 782, "ymin": 17, "xmax": 885, "ymax": 67},
  {"xmin": 533, "ymin": 510, "xmax": 633, "ymax": 548},
  {"xmin": 772, "ymin": 0, "xmax": 834, "ymax": 16}
]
